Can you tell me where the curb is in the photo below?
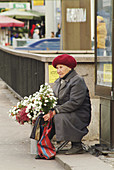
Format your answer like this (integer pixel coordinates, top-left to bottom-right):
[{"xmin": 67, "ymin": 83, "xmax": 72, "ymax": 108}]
[{"xmin": 55, "ymin": 156, "xmax": 72, "ymax": 170}]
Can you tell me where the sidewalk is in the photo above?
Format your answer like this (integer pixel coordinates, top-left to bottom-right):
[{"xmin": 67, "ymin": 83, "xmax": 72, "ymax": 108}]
[
  {"xmin": 56, "ymin": 152, "xmax": 114, "ymax": 170},
  {"xmin": 0, "ymin": 79, "xmax": 114, "ymax": 170}
]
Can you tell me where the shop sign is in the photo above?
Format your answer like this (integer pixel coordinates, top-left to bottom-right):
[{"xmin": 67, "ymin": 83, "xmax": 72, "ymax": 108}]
[
  {"xmin": 33, "ymin": 0, "xmax": 45, "ymax": 6},
  {"xmin": 13, "ymin": 3, "xmax": 26, "ymax": 9},
  {"xmin": 97, "ymin": 64, "xmax": 112, "ymax": 87},
  {"xmin": 49, "ymin": 65, "xmax": 59, "ymax": 83},
  {"xmin": 103, "ymin": 64, "xmax": 112, "ymax": 83},
  {"xmin": 66, "ymin": 8, "xmax": 86, "ymax": 22},
  {"xmin": 103, "ymin": 0, "xmax": 111, "ymax": 7}
]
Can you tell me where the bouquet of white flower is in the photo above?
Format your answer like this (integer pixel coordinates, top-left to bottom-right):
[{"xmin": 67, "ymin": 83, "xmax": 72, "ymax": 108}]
[{"xmin": 9, "ymin": 83, "xmax": 57, "ymax": 125}]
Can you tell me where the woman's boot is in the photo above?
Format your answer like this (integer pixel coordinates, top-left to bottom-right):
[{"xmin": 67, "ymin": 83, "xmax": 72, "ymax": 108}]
[{"xmin": 65, "ymin": 142, "xmax": 83, "ymax": 155}]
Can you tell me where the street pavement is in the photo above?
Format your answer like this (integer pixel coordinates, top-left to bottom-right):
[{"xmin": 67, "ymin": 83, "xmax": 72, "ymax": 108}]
[
  {"xmin": 0, "ymin": 78, "xmax": 114, "ymax": 170},
  {"xmin": 0, "ymin": 79, "xmax": 64, "ymax": 170}
]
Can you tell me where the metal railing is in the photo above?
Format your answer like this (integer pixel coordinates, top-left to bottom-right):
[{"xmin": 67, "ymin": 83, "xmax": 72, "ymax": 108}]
[{"xmin": 0, "ymin": 46, "xmax": 45, "ymax": 98}]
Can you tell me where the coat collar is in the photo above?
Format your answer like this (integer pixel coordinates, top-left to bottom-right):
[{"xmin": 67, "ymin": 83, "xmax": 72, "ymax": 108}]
[
  {"xmin": 63, "ymin": 69, "xmax": 77, "ymax": 82},
  {"xmin": 55, "ymin": 70, "xmax": 77, "ymax": 91}
]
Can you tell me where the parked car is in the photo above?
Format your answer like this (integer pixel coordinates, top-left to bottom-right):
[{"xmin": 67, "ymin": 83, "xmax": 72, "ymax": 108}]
[{"xmin": 14, "ymin": 38, "xmax": 60, "ymax": 50}]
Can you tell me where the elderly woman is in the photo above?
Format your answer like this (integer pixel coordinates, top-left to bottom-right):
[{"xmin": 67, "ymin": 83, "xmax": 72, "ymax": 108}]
[{"xmin": 43, "ymin": 54, "xmax": 91, "ymax": 155}]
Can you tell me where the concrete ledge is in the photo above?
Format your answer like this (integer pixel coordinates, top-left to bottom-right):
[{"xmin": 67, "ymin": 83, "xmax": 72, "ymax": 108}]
[
  {"xmin": 55, "ymin": 156, "xmax": 71, "ymax": 170},
  {"xmin": 55, "ymin": 153, "xmax": 114, "ymax": 170},
  {"xmin": 0, "ymin": 46, "xmax": 95, "ymax": 63}
]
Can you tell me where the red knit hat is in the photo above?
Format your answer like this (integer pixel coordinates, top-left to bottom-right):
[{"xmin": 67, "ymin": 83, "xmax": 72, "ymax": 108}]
[{"xmin": 52, "ymin": 54, "xmax": 77, "ymax": 68}]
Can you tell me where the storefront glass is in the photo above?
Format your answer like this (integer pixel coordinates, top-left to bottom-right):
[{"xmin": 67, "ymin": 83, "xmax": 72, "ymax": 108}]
[{"xmin": 96, "ymin": 0, "xmax": 112, "ymax": 87}]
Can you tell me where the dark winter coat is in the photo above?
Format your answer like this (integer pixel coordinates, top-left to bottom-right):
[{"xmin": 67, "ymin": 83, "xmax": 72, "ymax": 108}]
[{"xmin": 52, "ymin": 70, "xmax": 91, "ymax": 142}]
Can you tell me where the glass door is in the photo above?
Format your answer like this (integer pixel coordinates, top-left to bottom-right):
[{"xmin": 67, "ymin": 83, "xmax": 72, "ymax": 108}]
[{"xmin": 95, "ymin": 0, "xmax": 113, "ymax": 97}]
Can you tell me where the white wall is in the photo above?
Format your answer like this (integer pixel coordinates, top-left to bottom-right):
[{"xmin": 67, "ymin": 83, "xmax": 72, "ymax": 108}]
[
  {"xmin": 91, "ymin": 0, "xmax": 95, "ymax": 41},
  {"xmin": 45, "ymin": 0, "xmax": 55, "ymax": 38},
  {"xmin": 45, "ymin": 0, "xmax": 61, "ymax": 38}
]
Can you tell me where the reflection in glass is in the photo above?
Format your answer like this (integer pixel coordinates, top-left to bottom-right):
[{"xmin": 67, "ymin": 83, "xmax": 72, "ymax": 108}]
[
  {"xmin": 97, "ymin": 15, "xmax": 107, "ymax": 56},
  {"xmin": 96, "ymin": 0, "xmax": 112, "ymax": 87}
]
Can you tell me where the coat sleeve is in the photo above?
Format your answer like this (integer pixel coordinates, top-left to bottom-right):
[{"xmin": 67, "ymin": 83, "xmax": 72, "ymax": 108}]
[{"xmin": 54, "ymin": 77, "xmax": 87, "ymax": 113}]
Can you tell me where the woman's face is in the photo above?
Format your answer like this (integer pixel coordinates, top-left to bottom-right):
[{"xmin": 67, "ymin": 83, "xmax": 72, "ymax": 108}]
[{"xmin": 56, "ymin": 64, "xmax": 71, "ymax": 78}]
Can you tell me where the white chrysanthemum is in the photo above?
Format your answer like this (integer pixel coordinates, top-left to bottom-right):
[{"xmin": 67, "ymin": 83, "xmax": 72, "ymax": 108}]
[
  {"xmin": 45, "ymin": 82, "xmax": 48, "ymax": 86},
  {"xmin": 32, "ymin": 103, "xmax": 36, "ymax": 108},
  {"xmin": 39, "ymin": 111, "xmax": 45, "ymax": 114},
  {"xmin": 34, "ymin": 100, "xmax": 39, "ymax": 105},
  {"xmin": 45, "ymin": 100, "xmax": 49, "ymax": 103},
  {"xmin": 38, "ymin": 105, "xmax": 42, "ymax": 110},
  {"xmin": 33, "ymin": 111, "xmax": 37, "ymax": 115},
  {"xmin": 33, "ymin": 93, "xmax": 36, "ymax": 97},
  {"xmin": 32, "ymin": 114, "xmax": 38, "ymax": 120},
  {"xmin": 28, "ymin": 104, "xmax": 32, "ymax": 109},
  {"xmin": 15, "ymin": 109, "xmax": 20, "ymax": 114},
  {"xmin": 53, "ymin": 104, "xmax": 57, "ymax": 107},
  {"xmin": 38, "ymin": 101, "xmax": 42, "ymax": 106},
  {"xmin": 25, "ymin": 107, "xmax": 30, "ymax": 113},
  {"xmin": 22, "ymin": 100, "xmax": 28, "ymax": 106},
  {"xmin": 44, "ymin": 91, "xmax": 47, "ymax": 94},
  {"xmin": 24, "ymin": 96, "xmax": 28, "ymax": 100},
  {"xmin": 13, "ymin": 110, "xmax": 16, "ymax": 115},
  {"xmin": 34, "ymin": 107, "xmax": 40, "ymax": 112},
  {"xmin": 53, "ymin": 96, "xmax": 57, "ymax": 100},
  {"xmin": 31, "ymin": 96, "xmax": 35, "ymax": 100},
  {"xmin": 16, "ymin": 102, "xmax": 20, "ymax": 106},
  {"xmin": 27, "ymin": 114, "xmax": 32, "ymax": 118},
  {"xmin": 35, "ymin": 95, "xmax": 39, "ymax": 100},
  {"xmin": 28, "ymin": 95, "xmax": 32, "ymax": 100}
]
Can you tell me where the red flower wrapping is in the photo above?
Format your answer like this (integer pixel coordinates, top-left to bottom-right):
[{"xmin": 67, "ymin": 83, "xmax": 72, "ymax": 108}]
[{"xmin": 16, "ymin": 107, "xmax": 29, "ymax": 125}]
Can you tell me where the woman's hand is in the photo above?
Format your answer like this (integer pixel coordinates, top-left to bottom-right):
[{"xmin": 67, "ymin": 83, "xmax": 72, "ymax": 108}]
[{"xmin": 43, "ymin": 110, "xmax": 56, "ymax": 121}]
